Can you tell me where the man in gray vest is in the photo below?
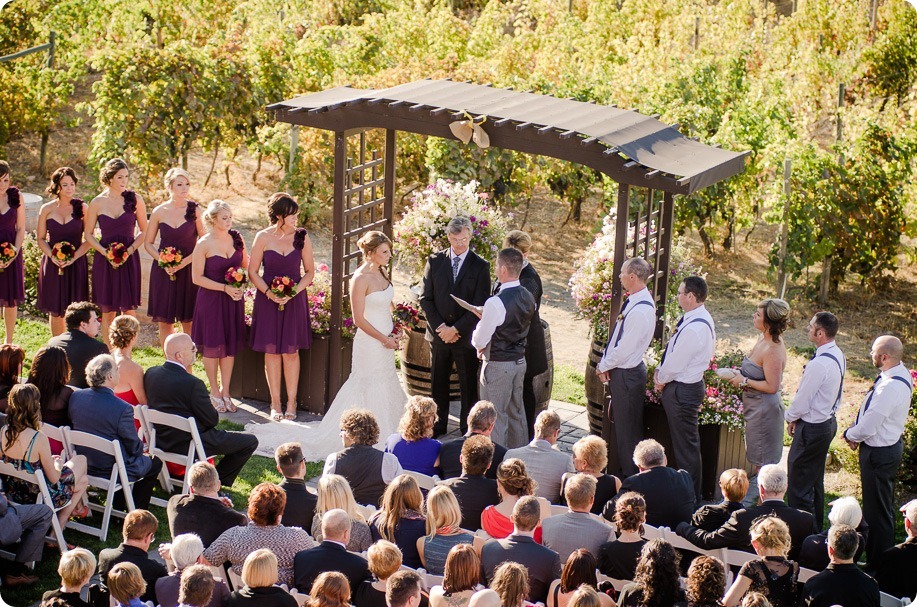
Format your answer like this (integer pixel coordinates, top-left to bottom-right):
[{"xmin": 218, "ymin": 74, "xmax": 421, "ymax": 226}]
[{"xmin": 472, "ymin": 248, "xmax": 536, "ymax": 449}]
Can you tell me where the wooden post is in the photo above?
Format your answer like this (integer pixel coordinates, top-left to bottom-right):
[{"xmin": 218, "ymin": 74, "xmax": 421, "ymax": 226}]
[
  {"xmin": 694, "ymin": 16, "xmax": 700, "ymax": 51},
  {"xmin": 776, "ymin": 159, "xmax": 791, "ymax": 298},
  {"xmin": 329, "ymin": 131, "xmax": 347, "ymax": 403},
  {"xmin": 609, "ymin": 183, "xmax": 630, "ymax": 330},
  {"xmin": 868, "ymin": 0, "xmax": 878, "ymax": 38},
  {"xmin": 39, "ymin": 31, "xmax": 56, "ymax": 176},
  {"xmin": 383, "ymin": 129, "xmax": 396, "ymax": 239},
  {"xmin": 288, "ymin": 125, "xmax": 299, "ymax": 174},
  {"xmin": 655, "ymin": 191, "xmax": 675, "ymax": 339}
]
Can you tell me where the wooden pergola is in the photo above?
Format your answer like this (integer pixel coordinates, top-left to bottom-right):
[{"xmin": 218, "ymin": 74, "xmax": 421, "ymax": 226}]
[{"xmin": 269, "ymin": 79, "xmax": 749, "ymax": 403}]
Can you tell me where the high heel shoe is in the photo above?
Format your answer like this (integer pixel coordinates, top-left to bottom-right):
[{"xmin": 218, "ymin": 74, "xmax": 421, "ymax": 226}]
[
  {"xmin": 222, "ymin": 396, "xmax": 237, "ymax": 413},
  {"xmin": 210, "ymin": 394, "xmax": 227, "ymax": 413}
]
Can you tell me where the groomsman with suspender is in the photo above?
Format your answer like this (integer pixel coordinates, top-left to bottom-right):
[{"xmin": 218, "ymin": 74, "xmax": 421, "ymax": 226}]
[
  {"xmin": 654, "ymin": 276, "xmax": 716, "ymax": 501},
  {"xmin": 843, "ymin": 335, "xmax": 913, "ymax": 562},
  {"xmin": 785, "ymin": 311, "xmax": 845, "ymax": 530},
  {"xmin": 596, "ymin": 258, "xmax": 657, "ymax": 478}
]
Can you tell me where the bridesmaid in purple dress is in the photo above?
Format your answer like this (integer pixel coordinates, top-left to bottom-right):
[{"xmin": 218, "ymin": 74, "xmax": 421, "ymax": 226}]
[
  {"xmin": 191, "ymin": 200, "xmax": 247, "ymax": 414},
  {"xmin": 37, "ymin": 167, "xmax": 92, "ymax": 337},
  {"xmin": 143, "ymin": 168, "xmax": 204, "ymax": 348},
  {"xmin": 85, "ymin": 158, "xmax": 148, "ymax": 345},
  {"xmin": 0, "ymin": 161, "xmax": 25, "ymax": 344},
  {"xmin": 248, "ymin": 193, "xmax": 315, "ymax": 421}
]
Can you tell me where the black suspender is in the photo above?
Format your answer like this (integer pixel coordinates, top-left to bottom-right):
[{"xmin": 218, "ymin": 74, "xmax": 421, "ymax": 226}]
[
  {"xmin": 818, "ymin": 352, "xmax": 846, "ymax": 413},
  {"xmin": 610, "ymin": 300, "xmax": 655, "ymax": 349}
]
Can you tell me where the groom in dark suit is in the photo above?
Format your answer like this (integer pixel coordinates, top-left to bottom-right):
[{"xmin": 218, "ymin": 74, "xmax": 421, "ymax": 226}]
[
  {"xmin": 420, "ymin": 216, "xmax": 491, "ymax": 436},
  {"xmin": 144, "ymin": 333, "xmax": 258, "ymax": 487}
]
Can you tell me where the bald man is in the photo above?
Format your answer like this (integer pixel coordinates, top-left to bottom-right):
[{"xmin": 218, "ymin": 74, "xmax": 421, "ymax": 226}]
[
  {"xmin": 293, "ymin": 509, "xmax": 370, "ymax": 593},
  {"xmin": 144, "ymin": 334, "xmax": 258, "ymax": 487},
  {"xmin": 844, "ymin": 335, "xmax": 913, "ymax": 563}
]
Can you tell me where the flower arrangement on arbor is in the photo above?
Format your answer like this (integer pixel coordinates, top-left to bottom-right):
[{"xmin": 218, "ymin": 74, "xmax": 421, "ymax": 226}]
[
  {"xmin": 308, "ymin": 263, "xmax": 355, "ymax": 338},
  {"xmin": 393, "ymin": 179, "xmax": 509, "ymax": 282}
]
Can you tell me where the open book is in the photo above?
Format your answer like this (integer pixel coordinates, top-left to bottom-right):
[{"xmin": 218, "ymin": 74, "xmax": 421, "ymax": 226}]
[{"xmin": 451, "ymin": 294, "xmax": 483, "ymax": 316}]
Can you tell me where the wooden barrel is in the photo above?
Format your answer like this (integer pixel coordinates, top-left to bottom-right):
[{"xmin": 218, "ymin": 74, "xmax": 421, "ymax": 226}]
[
  {"xmin": 402, "ymin": 318, "xmax": 462, "ymax": 399},
  {"xmin": 584, "ymin": 338, "xmax": 606, "ymax": 435},
  {"xmin": 532, "ymin": 320, "xmax": 554, "ymax": 415}
]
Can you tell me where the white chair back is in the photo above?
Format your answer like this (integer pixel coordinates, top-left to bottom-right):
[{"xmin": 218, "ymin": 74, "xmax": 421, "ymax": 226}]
[
  {"xmin": 41, "ymin": 423, "xmax": 74, "ymax": 460},
  {"xmin": 641, "ymin": 524, "xmax": 665, "ymax": 541},
  {"xmin": 228, "ymin": 568, "xmax": 245, "ymax": 593},
  {"xmin": 549, "ymin": 505, "xmax": 569, "ymax": 517},
  {"xmin": 288, "ymin": 588, "xmax": 310, "ymax": 607},
  {"xmin": 880, "ymin": 592, "xmax": 911, "ymax": 607},
  {"xmin": 722, "ymin": 548, "xmax": 758, "ymax": 568},
  {"xmin": 595, "ymin": 571, "xmax": 630, "ymax": 591},
  {"xmin": 405, "ymin": 470, "xmax": 438, "ymax": 491},
  {"xmin": 140, "ymin": 405, "xmax": 209, "ymax": 503},
  {"xmin": 0, "ymin": 459, "xmax": 70, "ymax": 552},
  {"xmin": 797, "ymin": 566, "xmax": 819, "ymax": 583}
]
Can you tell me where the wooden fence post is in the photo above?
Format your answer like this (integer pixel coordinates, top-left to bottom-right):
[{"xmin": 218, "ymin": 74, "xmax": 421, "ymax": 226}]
[{"xmin": 777, "ymin": 158, "xmax": 791, "ymax": 298}]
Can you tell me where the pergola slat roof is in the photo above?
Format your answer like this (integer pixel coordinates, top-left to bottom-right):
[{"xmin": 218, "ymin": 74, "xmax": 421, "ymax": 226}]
[{"xmin": 270, "ymin": 79, "xmax": 749, "ymax": 194}]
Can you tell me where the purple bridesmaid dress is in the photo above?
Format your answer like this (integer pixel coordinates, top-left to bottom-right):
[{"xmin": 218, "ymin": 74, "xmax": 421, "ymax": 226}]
[
  {"xmin": 191, "ymin": 229, "xmax": 245, "ymax": 358},
  {"xmin": 147, "ymin": 201, "xmax": 199, "ymax": 323},
  {"xmin": 0, "ymin": 187, "xmax": 24, "ymax": 307},
  {"xmin": 91, "ymin": 191, "xmax": 141, "ymax": 313},
  {"xmin": 250, "ymin": 228, "xmax": 313, "ymax": 355},
  {"xmin": 38, "ymin": 199, "xmax": 89, "ymax": 316}
]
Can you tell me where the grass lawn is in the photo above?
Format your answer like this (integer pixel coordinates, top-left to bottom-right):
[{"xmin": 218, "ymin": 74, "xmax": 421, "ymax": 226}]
[{"xmin": 552, "ymin": 363, "xmax": 586, "ymax": 406}]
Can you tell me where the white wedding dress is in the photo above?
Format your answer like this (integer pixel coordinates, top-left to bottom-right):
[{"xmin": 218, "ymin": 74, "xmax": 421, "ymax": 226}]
[{"xmin": 245, "ymin": 284, "xmax": 408, "ymax": 460}]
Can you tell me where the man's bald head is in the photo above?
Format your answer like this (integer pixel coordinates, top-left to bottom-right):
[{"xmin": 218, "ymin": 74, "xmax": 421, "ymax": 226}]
[
  {"xmin": 873, "ymin": 335, "xmax": 904, "ymax": 364},
  {"xmin": 164, "ymin": 333, "xmax": 193, "ymax": 362},
  {"xmin": 321, "ymin": 508, "xmax": 351, "ymax": 542}
]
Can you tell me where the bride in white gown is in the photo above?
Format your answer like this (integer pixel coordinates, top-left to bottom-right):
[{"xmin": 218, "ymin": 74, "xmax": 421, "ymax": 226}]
[{"xmin": 245, "ymin": 231, "xmax": 408, "ymax": 459}]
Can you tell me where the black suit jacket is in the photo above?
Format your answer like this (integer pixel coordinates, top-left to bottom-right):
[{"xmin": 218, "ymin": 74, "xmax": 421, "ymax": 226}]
[
  {"xmin": 294, "ymin": 540, "xmax": 371, "ymax": 594},
  {"xmin": 280, "ymin": 477, "xmax": 318, "ymax": 531},
  {"xmin": 420, "ymin": 249, "xmax": 490, "ymax": 348},
  {"xmin": 143, "ymin": 362, "xmax": 219, "ymax": 453},
  {"xmin": 438, "ymin": 432, "xmax": 507, "ymax": 480},
  {"xmin": 518, "ymin": 263, "xmax": 547, "ymax": 375},
  {"xmin": 691, "ymin": 500, "xmax": 744, "ymax": 531},
  {"xmin": 228, "ymin": 586, "xmax": 298, "ymax": 607},
  {"xmin": 46, "ymin": 330, "xmax": 109, "ymax": 389},
  {"xmin": 872, "ymin": 537, "xmax": 917, "ymax": 599},
  {"xmin": 604, "ymin": 466, "xmax": 695, "ymax": 529},
  {"xmin": 801, "ymin": 563, "xmax": 879, "ymax": 607},
  {"xmin": 481, "ymin": 534, "xmax": 561, "ymax": 604},
  {"xmin": 167, "ymin": 493, "xmax": 247, "ymax": 548},
  {"xmin": 439, "ymin": 474, "xmax": 499, "ymax": 530},
  {"xmin": 676, "ymin": 499, "xmax": 816, "ymax": 561}
]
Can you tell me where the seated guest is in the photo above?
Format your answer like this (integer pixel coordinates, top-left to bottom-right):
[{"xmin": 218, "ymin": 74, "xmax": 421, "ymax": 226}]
[
  {"xmin": 504, "ymin": 410, "xmax": 575, "ymax": 503},
  {"xmin": 369, "ymin": 474, "xmax": 427, "ymax": 569},
  {"xmin": 481, "ymin": 496, "xmax": 562, "ymax": 603},
  {"xmin": 429, "ymin": 544, "xmax": 484, "ymax": 607},
  {"xmin": 385, "ymin": 395, "xmax": 442, "ymax": 476},
  {"xmin": 469, "ymin": 589, "xmax": 501, "ymax": 607},
  {"xmin": 294, "ymin": 508, "xmax": 371, "ymax": 593},
  {"xmin": 203, "ymin": 482, "xmax": 315, "ymax": 587},
  {"xmin": 801, "ymin": 524, "xmax": 880, "ymax": 607},
  {"xmin": 156, "ymin": 533, "xmax": 230, "ymax": 607},
  {"xmin": 481, "ymin": 458, "xmax": 551, "ymax": 542},
  {"xmin": 566, "ymin": 586, "xmax": 604, "ymax": 607},
  {"xmin": 740, "ymin": 592, "xmax": 773, "ymax": 607},
  {"xmin": 0, "ymin": 344, "xmax": 25, "ymax": 412},
  {"xmin": 676, "ymin": 464, "xmax": 815, "ymax": 561},
  {"xmin": 69, "ymin": 354, "xmax": 163, "ymax": 509},
  {"xmin": 722, "ymin": 516, "xmax": 799, "ymax": 607},
  {"xmin": 28, "ymin": 346, "xmax": 75, "ymax": 452},
  {"xmin": 0, "ymin": 490, "xmax": 51, "ymax": 587},
  {"xmin": 227, "ymin": 549, "xmax": 297, "ymax": 607},
  {"xmin": 275, "ymin": 442, "xmax": 317, "ymax": 530},
  {"xmin": 0, "ymin": 383, "xmax": 89, "ymax": 527},
  {"xmin": 307, "ymin": 571, "xmax": 351, "ymax": 607},
  {"xmin": 353, "ymin": 540, "xmax": 404, "ymax": 607},
  {"xmin": 597, "ymin": 491, "xmax": 647, "ymax": 581},
  {"xmin": 798, "ymin": 496, "xmax": 867, "ymax": 572},
  {"xmin": 543, "ymin": 474, "xmax": 615, "ymax": 562},
  {"xmin": 110, "ymin": 315, "xmax": 147, "ymax": 407},
  {"xmin": 439, "ymin": 435, "xmax": 500, "ymax": 530},
  {"xmin": 108, "ymin": 562, "xmax": 149, "ymax": 607},
  {"xmin": 603, "ymin": 439, "xmax": 694, "ymax": 529},
  {"xmin": 167, "ymin": 461, "xmax": 247, "ymax": 547},
  {"xmin": 617, "ymin": 539, "xmax": 685, "ymax": 607},
  {"xmin": 547, "ymin": 549, "xmax": 614, "ymax": 607},
  {"xmin": 681, "ymin": 555, "xmax": 727, "ymax": 607},
  {"xmin": 387, "ymin": 570, "xmax": 423, "ymax": 607},
  {"xmin": 176, "ymin": 565, "xmax": 215, "ymax": 607},
  {"xmin": 872, "ymin": 499, "xmax": 917, "ymax": 600},
  {"xmin": 489, "ymin": 562, "xmax": 531, "ymax": 607},
  {"xmin": 323, "ymin": 408, "xmax": 403, "ymax": 507},
  {"xmin": 99, "ymin": 510, "xmax": 168, "ymax": 605},
  {"xmin": 145, "ymin": 333, "xmax": 258, "ymax": 488},
  {"xmin": 45, "ymin": 302, "xmax": 108, "ymax": 389},
  {"xmin": 439, "ymin": 401, "xmax": 507, "ymax": 480},
  {"xmin": 692, "ymin": 468, "xmax": 748, "ymax": 531},
  {"xmin": 559, "ymin": 435, "xmax": 620, "ymax": 515},
  {"xmin": 418, "ymin": 485, "xmax": 479, "ymax": 575},
  {"xmin": 42, "ymin": 548, "xmax": 96, "ymax": 607},
  {"xmin": 311, "ymin": 474, "xmax": 372, "ymax": 552}
]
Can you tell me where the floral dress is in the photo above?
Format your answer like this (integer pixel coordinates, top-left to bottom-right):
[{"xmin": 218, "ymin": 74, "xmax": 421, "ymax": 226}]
[{"xmin": 0, "ymin": 430, "xmax": 75, "ymax": 508}]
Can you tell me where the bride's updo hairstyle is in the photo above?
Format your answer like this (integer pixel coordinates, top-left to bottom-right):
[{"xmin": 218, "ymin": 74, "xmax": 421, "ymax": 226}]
[
  {"xmin": 99, "ymin": 158, "xmax": 130, "ymax": 186},
  {"xmin": 496, "ymin": 458, "xmax": 536, "ymax": 497},
  {"xmin": 267, "ymin": 192, "xmax": 298, "ymax": 224},
  {"xmin": 758, "ymin": 298, "xmax": 791, "ymax": 343},
  {"xmin": 202, "ymin": 200, "xmax": 232, "ymax": 231},
  {"xmin": 357, "ymin": 230, "xmax": 392, "ymax": 259}
]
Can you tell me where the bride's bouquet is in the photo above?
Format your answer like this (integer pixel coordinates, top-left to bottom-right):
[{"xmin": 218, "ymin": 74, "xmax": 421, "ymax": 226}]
[{"xmin": 392, "ymin": 302, "xmax": 421, "ymax": 344}]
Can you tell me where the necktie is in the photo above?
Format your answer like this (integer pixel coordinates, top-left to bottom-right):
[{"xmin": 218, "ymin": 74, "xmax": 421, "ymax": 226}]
[
  {"xmin": 659, "ymin": 315, "xmax": 684, "ymax": 366},
  {"xmin": 452, "ymin": 256, "xmax": 461, "ymax": 280},
  {"xmin": 493, "ymin": 282, "xmax": 501, "ymax": 295}
]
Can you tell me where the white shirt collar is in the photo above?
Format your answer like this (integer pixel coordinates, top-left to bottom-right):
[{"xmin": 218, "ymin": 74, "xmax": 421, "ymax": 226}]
[
  {"xmin": 325, "ymin": 539, "xmax": 347, "ymax": 549},
  {"xmin": 450, "ymin": 248, "xmax": 468, "ymax": 261},
  {"xmin": 498, "ymin": 280, "xmax": 520, "ymax": 290},
  {"xmin": 881, "ymin": 362, "xmax": 909, "ymax": 379},
  {"xmin": 815, "ymin": 341, "xmax": 838, "ymax": 355},
  {"xmin": 629, "ymin": 287, "xmax": 652, "ymax": 301},
  {"xmin": 683, "ymin": 304, "xmax": 707, "ymax": 320}
]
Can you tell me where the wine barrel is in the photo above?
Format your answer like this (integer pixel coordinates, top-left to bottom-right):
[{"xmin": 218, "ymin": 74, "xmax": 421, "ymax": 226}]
[
  {"xmin": 402, "ymin": 318, "xmax": 462, "ymax": 399},
  {"xmin": 532, "ymin": 320, "xmax": 554, "ymax": 415},
  {"xmin": 584, "ymin": 338, "xmax": 606, "ymax": 435}
]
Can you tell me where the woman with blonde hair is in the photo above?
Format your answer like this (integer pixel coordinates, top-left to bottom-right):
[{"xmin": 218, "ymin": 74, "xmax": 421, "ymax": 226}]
[
  {"xmin": 110, "ymin": 315, "xmax": 147, "ymax": 409},
  {"xmin": 722, "ymin": 516, "xmax": 798, "ymax": 607},
  {"xmin": 227, "ymin": 549, "xmax": 297, "ymax": 607},
  {"xmin": 191, "ymin": 199, "xmax": 247, "ymax": 413},
  {"xmin": 480, "ymin": 458, "xmax": 551, "ymax": 542},
  {"xmin": 308, "ymin": 572, "xmax": 351, "ymax": 607},
  {"xmin": 311, "ymin": 473, "xmax": 372, "ymax": 552},
  {"xmin": 143, "ymin": 167, "xmax": 204, "ymax": 348},
  {"xmin": 560, "ymin": 435, "xmax": 620, "ymax": 515},
  {"xmin": 417, "ymin": 485, "xmax": 480, "ymax": 574},
  {"xmin": 490, "ymin": 562, "xmax": 530, "ymax": 607},
  {"xmin": 369, "ymin": 474, "xmax": 427, "ymax": 568},
  {"xmin": 386, "ymin": 395, "xmax": 441, "ymax": 476},
  {"xmin": 353, "ymin": 540, "xmax": 404, "ymax": 607},
  {"xmin": 566, "ymin": 586, "xmax": 606, "ymax": 607},
  {"xmin": 429, "ymin": 544, "xmax": 485, "ymax": 607}
]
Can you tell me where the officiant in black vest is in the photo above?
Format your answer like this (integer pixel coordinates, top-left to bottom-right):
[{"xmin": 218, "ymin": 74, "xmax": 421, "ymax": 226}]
[{"xmin": 420, "ymin": 216, "xmax": 491, "ymax": 436}]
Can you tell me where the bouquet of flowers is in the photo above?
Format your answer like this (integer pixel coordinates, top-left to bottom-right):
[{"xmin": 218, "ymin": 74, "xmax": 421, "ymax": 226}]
[
  {"xmin": 0, "ymin": 242, "xmax": 16, "ymax": 273},
  {"xmin": 308, "ymin": 263, "xmax": 356, "ymax": 338},
  {"xmin": 157, "ymin": 246, "xmax": 183, "ymax": 281},
  {"xmin": 392, "ymin": 301, "xmax": 422, "ymax": 342},
  {"xmin": 270, "ymin": 276, "xmax": 297, "ymax": 311},
  {"xmin": 224, "ymin": 266, "xmax": 247, "ymax": 288},
  {"xmin": 51, "ymin": 241, "xmax": 75, "ymax": 275},
  {"xmin": 106, "ymin": 242, "xmax": 129, "ymax": 268},
  {"xmin": 393, "ymin": 179, "xmax": 509, "ymax": 282}
]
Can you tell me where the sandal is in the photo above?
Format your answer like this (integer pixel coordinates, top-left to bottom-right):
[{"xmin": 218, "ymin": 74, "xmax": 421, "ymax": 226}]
[
  {"xmin": 71, "ymin": 502, "xmax": 91, "ymax": 519},
  {"xmin": 210, "ymin": 395, "xmax": 227, "ymax": 413},
  {"xmin": 283, "ymin": 408, "xmax": 297, "ymax": 421},
  {"xmin": 46, "ymin": 539, "xmax": 76, "ymax": 550},
  {"xmin": 222, "ymin": 396, "xmax": 237, "ymax": 413},
  {"xmin": 270, "ymin": 409, "xmax": 284, "ymax": 422}
]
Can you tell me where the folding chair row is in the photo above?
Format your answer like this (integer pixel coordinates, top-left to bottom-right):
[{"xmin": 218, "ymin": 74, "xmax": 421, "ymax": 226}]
[
  {"xmin": 0, "ymin": 459, "xmax": 69, "ymax": 553},
  {"xmin": 137, "ymin": 405, "xmax": 209, "ymax": 506}
]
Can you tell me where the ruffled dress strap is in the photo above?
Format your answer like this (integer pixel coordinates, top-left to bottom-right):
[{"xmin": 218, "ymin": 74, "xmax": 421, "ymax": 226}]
[
  {"xmin": 229, "ymin": 229, "xmax": 244, "ymax": 251},
  {"xmin": 70, "ymin": 198, "xmax": 85, "ymax": 219},
  {"xmin": 293, "ymin": 228, "xmax": 308, "ymax": 250},
  {"xmin": 6, "ymin": 187, "xmax": 20, "ymax": 208},
  {"xmin": 122, "ymin": 190, "xmax": 137, "ymax": 213},
  {"xmin": 184, "ymin": 200, "xmax": 198, "ymax": 222}
]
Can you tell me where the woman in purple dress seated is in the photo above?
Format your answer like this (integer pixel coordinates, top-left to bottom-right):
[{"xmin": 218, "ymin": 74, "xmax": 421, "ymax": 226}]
[
  {"xmin": 85, "ymin": 158, "xmax": 147, "ymax": 345},
  {"xmin": 191, "ymin": 200, "xmax": 247, "ymax": 413},
  {"xmin": 37, "ymin": 167, "xmax": 91, "ymax": 337},
  {"xmin": 385, "ymin": 395, "xmax": 442, "ymax": 477},
  {"xmin": 248, "ymin": 193, "xmax": 314, "ymax": 421},
  {"xmin": 144, "ymin": 168, "xmax": 204, "ymax": 349},
  {"xmin": 0, "ymin": 161, "xmax": 26, "ymax": 344}
]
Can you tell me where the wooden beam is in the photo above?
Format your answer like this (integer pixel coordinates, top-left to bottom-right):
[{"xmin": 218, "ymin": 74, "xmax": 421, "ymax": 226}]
[{"xmin": 329, "ymin": 131, "xmax": 348, "ymax": 403}]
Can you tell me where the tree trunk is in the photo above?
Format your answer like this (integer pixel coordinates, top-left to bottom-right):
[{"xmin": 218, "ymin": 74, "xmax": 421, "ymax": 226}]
[
  {"xmin": 252, "ymin": 152, "xmax": 262, "ymax": 183},
  {"xmin": 698, "ymin": 226, "xmax": 715, "ymax": 256},
  {"xmin": 818, "ymin": 257, "xmax": 832, "ymax": 305},
  {"xmin": 204, "ymin": 143, "xmax": 220, "ymax": 187},
  {"xmin": 39, "ymin": 130, "xmax": 49, "ymax": 175}
]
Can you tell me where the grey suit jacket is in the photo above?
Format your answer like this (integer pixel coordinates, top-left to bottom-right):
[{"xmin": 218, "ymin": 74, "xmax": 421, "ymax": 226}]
[
  {"xmin": 505, "ymin": 439, "xmax": 575, "ymax": 503},
  {"xmin": 542, "ymin": 510, "xmax": 615, "ymax": 563},
  {"xmin": 481, "ymin": 534, "xmax": 561, "ymax": 604}
]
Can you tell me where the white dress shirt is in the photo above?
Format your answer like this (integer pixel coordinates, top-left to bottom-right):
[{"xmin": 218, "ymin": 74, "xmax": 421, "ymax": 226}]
[
  {"xmin": 656, "ymin": 305, "xmax": 716, "ymax": 384},
  {"xmin": 450, "ymin": 248, "xmax": 468, "ymax": 277},
  {"xmin": 471, "ymin": 281, "xmax": 520, "ymax": 355},
  {"xmin": 785, "ymin": 341, "xmax": 846, "ymax": 424},
  {"xmin": 845, "ymin": 363, "xmax": 913, "ymax": 447},
  {"xmin": 597, "ymin": 287, "xmax": 656, "ymax": 373},
  {"xmin": 323, "ymin": 450, "xmax": 403, "ymax": 484}
]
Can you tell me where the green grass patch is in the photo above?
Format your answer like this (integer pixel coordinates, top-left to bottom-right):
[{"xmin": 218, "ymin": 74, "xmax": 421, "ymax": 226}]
[{"xmin": 552, "ymin": 363, "xmax": 586, "ymax": 406}]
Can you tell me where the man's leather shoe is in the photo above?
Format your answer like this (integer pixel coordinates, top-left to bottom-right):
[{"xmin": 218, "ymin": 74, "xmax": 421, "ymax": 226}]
[{"xmin": 3, "ymin": 572, "xmax": 39, "ymax": 586}]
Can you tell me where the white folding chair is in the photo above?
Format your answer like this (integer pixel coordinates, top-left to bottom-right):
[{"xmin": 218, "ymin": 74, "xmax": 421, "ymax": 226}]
[
  {"xmin": 549, "ymin": 504, "xmax": 569, "ymax": 517},
  {"xmin": 288, "ymin": 588, "xmax": 310, "ymax": 607},
  {"xmin": 797, "ymin": 566, "xmax": 819, "ymax": 583},
  {"xmin": 881, "ymin": 592, "xmax": 911, "ymax": 607},
  {"xmin": 425, "ymin": 572, "xmax": 445, "ymax": 589},
  {"xmin": 356, "ymin": 503, "xmax": 377, "ymax": 520},
  {"xmin": 64, "ymin": 428, "xmax": 135, "ymax": 542},
  {"xmin": 41, "ymin": 423, "xmax": 74, "ymax": 460},
  {"xmin": 474, "ymin": 528, "xmax": 493, "ymax": 540},
  {"xmin": 140, "ymin": 405, "xmax": 209, "ymax": 501},
  {"xmin": 595, "ymin": 571, "xmax": 630, "ymax": 591},
  {"xmin": 228, "ymin": 568, "xmax": 244, "ymax": 592},
  {"xmin": 0, "ymin": 460, "xmax": 69, "ymax": 553},
  {"xmin": 641, "ymin": 524, "xmax": 666, "ymax": 541},
  {"xmin": 405, "ymin": 470, "xmax": 438, "ymax": 491}
]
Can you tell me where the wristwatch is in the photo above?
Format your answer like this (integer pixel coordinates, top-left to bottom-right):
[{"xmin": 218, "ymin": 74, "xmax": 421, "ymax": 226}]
[{"xmin": 740, "ymin": 375, "xmax": 748, "ymax": 388}]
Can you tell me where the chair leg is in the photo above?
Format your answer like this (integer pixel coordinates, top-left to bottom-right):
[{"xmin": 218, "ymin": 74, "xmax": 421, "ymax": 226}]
[{"xmin": 50, "ymin": 513, "xmax": 68, "ymax": 552}]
